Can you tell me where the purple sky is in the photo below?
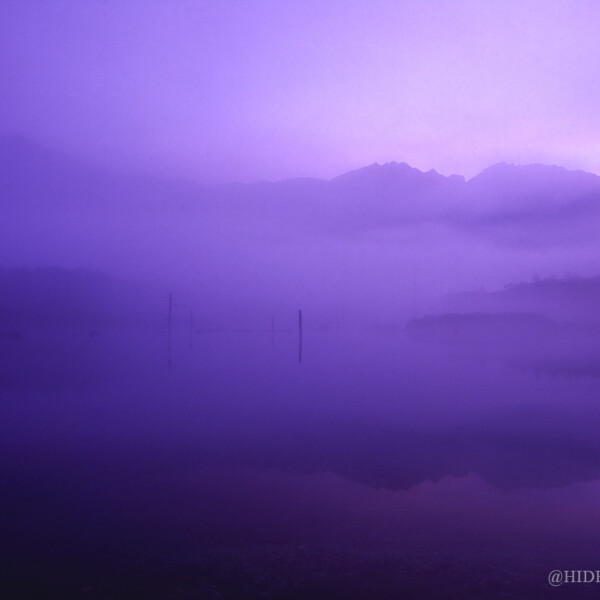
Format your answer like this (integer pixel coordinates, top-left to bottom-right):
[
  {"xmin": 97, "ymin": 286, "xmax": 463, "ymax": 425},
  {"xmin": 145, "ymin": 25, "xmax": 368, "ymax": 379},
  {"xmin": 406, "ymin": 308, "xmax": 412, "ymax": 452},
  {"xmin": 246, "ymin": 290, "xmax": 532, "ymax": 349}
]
[{"xmin": 1, "ymin": 0, "xmax": 599, "ymax": 183}]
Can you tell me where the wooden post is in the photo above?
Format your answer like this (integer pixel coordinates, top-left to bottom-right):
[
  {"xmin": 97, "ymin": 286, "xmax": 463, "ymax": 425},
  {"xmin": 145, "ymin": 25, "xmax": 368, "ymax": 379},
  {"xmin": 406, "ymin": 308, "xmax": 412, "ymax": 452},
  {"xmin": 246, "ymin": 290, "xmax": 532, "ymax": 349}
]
[
  {"xmin": 412, "ymin": 270, "xmax": 417, "ymax": 318},
  {"xmin": 167, "ymin": 293, "xmax": 173, "ymax": 370},
  {"xmin": 298, "ymin": 309, "xmax": 303, "ymax": 364}
]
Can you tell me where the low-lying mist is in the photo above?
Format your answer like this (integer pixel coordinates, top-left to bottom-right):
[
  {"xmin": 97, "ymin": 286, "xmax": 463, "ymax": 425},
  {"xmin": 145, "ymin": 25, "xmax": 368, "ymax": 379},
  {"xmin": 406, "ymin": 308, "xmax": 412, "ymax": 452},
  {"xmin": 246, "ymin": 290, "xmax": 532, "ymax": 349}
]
[{"xmin": 3, "ymin": 136, "xmax": 600, "ymax": 332}]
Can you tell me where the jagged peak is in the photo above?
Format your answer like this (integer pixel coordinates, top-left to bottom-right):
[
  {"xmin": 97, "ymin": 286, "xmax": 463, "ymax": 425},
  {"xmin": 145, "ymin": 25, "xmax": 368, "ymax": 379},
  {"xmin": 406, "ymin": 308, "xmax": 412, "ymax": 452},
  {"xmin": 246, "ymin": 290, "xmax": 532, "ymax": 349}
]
[{"xmin": 331, "ymin": 160, "xmax": 460, "ymax": 186}]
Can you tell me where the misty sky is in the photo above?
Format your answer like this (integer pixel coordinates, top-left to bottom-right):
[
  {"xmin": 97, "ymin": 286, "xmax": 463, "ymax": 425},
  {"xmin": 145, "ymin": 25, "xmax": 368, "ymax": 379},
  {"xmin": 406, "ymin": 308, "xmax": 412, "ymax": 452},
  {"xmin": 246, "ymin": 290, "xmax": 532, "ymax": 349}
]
[{"xmin": 1, "ymin": 0, "xmax": 599, "ymax": 183}]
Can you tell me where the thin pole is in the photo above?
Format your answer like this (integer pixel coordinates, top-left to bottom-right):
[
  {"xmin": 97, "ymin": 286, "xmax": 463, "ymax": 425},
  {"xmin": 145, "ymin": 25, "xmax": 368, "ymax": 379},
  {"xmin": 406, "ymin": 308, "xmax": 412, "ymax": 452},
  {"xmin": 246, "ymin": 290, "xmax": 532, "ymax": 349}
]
[
  {"xmin": 167, "ymin": 292, "xmax": 173, "ymax": 370},
  {"xmin": 412, "ymin": 270, "xmax": 417, "ymax": 318},
  {"xmin": 298, "ymin": 309, "xmax": 303, "ymax": 364}
]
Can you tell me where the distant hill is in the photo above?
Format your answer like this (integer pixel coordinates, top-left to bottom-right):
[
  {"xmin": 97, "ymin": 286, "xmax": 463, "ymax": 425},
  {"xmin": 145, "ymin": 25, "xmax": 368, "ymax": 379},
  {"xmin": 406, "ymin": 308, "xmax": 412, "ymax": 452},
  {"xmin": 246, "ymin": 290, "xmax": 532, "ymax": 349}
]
[
  {"xmin": 0, "ymin": 135, "xmax": 200, "ymax": 214},
  {"xmin": 462, "ymin": 162, "xmax": 600, "ymax": 230},
  {"xmin": 444, "ymin": 275, "xmax": 600, "ymax": 323},
  {"xmin": 0, "ymin": 267, "xmax": 156, "ymax": 331}
]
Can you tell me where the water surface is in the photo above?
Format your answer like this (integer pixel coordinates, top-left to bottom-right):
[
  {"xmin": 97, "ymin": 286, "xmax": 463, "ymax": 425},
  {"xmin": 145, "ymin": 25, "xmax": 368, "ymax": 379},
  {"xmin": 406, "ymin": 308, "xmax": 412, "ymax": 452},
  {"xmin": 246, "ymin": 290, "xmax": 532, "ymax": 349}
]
[{"xmin": 1, "ymin": 329, "xmax": 599, "ymax": 599}]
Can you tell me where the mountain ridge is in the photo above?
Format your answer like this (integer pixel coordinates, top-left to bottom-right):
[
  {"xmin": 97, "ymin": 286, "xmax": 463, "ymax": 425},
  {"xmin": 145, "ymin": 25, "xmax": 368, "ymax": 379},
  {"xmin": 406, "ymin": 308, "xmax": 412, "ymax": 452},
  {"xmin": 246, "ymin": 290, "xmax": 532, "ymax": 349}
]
[
  {"xmin": 2, "ymin": 135, "xmax": 600, "ymax": 187},
  {"xmin": 2, "ymin": 135, "xmax": 600, "ymax": 237}
]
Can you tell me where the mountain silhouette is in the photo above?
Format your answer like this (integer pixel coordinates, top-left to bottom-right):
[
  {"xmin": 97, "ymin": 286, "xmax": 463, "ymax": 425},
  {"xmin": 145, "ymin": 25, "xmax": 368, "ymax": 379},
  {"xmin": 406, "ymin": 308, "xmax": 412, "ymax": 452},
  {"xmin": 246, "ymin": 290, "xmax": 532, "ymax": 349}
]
[
  {"xmin": 3, "ymin": 136, "xmax": 599, "ymax": 228},
  {"xmin": 3, "ymin": 136, "xmax": 600, "ymax": 298},
  {"xmin": 464, "ymin": 162, "xmax": 600, "ymax": 223}
]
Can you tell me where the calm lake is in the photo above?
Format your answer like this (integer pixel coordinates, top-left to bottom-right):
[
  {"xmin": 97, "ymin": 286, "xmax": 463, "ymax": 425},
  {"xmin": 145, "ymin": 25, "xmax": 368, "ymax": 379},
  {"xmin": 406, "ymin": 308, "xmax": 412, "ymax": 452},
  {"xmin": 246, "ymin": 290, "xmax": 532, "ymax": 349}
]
[{"xmin": 2, "ymin": 328, "xmax": 600, "ymax": 599}]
